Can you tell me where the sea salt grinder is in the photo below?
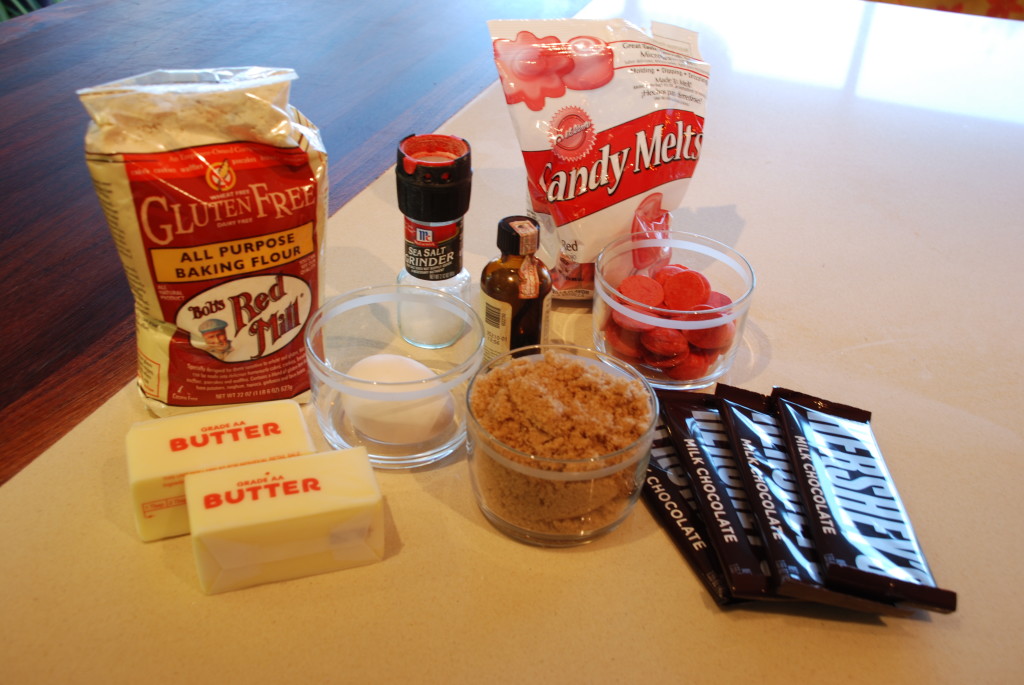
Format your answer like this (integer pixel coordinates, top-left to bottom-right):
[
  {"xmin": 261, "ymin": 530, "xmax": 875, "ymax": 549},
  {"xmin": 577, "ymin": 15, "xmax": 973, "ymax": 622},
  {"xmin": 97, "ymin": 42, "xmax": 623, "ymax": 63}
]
[
  {"xmin": 395, "ymin": 134, "xmax": 472, "ymax": 348},
  {"xmin": 479, "ymin": 216, "xmax": 552, "ymax": 362}
]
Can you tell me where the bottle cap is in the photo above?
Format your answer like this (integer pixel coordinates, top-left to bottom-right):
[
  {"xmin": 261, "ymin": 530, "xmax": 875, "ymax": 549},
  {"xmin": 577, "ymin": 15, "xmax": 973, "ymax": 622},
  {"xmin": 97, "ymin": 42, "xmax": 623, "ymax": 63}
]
[
  {"xmin": 497, "ymin": 216, "xmax": 541, "ymax": 256},
  {"xmin": 396, "ymin": 134, "xmax": 472, "ymax": 222}
]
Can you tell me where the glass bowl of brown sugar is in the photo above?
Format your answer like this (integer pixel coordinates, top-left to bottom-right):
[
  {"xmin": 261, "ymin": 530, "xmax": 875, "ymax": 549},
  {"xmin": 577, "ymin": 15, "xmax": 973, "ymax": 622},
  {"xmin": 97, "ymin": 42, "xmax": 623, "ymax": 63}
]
[{"xmin": 465, "ymin": 344, "xmax": 658, "ymax": 546}]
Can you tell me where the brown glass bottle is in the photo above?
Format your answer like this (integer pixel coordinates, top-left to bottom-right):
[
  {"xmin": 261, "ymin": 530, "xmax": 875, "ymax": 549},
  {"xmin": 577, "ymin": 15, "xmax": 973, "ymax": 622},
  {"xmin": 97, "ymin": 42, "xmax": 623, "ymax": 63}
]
[{"xmin": 479, "ymin": 216, "xmax": 552, "ymax": 362}]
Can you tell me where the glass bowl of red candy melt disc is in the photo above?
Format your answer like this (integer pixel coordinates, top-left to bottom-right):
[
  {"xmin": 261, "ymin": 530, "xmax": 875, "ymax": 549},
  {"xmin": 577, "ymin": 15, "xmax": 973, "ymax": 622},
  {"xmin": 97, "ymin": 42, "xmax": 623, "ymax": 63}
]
[{"xmin": 593, "ymin": 231, "xmax": 755, "ymax": 390}]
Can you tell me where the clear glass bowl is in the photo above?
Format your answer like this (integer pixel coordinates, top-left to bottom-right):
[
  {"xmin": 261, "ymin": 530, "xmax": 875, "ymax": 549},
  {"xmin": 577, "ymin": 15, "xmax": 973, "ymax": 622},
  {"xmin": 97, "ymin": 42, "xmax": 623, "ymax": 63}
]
[
  {"xmin": 593, "ymin": 231, "xmax": 755, "ymax": 390},
  {"xmin": 305, "ymin": 284, "xmax": 484, "ymax": 469},
  {"xmin": 466, "ymin": 344, "xmax": 658, "ymax": 547}
]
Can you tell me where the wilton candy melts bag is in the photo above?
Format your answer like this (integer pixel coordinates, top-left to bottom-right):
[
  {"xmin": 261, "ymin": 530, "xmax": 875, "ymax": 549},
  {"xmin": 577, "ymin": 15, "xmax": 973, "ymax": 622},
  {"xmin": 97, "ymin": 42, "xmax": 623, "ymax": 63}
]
[{"xmin": 488, "ymin": 20, "xmax": 709, "ymax": 298}]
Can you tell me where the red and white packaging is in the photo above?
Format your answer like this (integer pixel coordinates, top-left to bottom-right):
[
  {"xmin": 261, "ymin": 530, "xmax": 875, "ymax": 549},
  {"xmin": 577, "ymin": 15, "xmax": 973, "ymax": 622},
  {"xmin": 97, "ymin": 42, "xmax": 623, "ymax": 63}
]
[
  {"xmin": 488, "ymin": 19, "xmax": 710, "ymax": 299},
  {"xmin": 79, "ymin": 68, "xmax": 327, "ymax": 416}
]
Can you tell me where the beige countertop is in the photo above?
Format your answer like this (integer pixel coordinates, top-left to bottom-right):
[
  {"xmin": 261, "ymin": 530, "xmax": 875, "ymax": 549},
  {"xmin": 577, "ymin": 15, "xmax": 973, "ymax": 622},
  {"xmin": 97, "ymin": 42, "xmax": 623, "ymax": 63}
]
[{"xmin": 2, "ymin": 1, "xmax": 1022, "ymax": 682}]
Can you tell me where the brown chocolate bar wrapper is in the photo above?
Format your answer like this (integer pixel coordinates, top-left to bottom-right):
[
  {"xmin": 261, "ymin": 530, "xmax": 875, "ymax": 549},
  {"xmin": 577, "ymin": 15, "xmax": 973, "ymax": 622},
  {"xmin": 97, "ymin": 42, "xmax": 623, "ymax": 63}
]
[
  {"xmin": 715, "ymin": 385, "xmax": 915, "ymax": 617},
  {"xmin": 656, "ymin": 389, "xmax": 774, "ymax": 600},
  {"xmin": 643, "ymin": 425, "xmax": 740, "ymax": 606},
  {"xmin": 771, "ymin": 387, "xmax": 957, "ymax": 613}
]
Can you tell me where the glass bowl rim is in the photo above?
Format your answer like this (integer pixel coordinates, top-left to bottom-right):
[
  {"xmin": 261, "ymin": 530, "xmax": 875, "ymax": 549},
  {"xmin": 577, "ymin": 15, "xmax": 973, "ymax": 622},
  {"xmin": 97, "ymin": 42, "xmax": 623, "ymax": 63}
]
[
  {"xmin": 594, "ymin": 230, "xmax": 757, "ymax": 316},
  {"xmin": 304, "ymin": 284, "xmax": 484, "ymax": 396}
]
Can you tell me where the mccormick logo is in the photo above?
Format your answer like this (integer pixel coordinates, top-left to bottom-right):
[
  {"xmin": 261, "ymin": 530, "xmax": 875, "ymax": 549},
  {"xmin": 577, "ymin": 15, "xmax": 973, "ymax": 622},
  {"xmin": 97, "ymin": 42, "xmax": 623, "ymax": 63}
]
[{"xmin": 549, "ymin": 106, "xmax": 596, "ymax": 162}]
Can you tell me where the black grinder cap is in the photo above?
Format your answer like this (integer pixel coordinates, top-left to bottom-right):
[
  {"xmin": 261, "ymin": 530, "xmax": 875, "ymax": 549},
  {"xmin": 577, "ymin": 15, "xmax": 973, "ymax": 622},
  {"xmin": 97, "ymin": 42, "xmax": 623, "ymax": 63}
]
[{"xmin": 396, "ymin": 134, "xmax": 472, "ymax": 222}]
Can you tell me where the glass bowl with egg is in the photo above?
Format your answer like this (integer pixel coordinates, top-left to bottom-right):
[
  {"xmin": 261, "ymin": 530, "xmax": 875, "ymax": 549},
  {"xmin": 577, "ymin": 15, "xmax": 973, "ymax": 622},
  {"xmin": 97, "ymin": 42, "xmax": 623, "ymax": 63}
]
[{"xmin": 304, "ymin": 284, "xmax": 484, "ymax": 469}]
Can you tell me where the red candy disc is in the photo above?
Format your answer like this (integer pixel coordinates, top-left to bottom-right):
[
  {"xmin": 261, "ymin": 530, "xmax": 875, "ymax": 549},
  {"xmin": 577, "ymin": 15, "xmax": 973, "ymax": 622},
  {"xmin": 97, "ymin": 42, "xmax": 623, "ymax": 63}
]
[
  {"xmin": 604, "ymin": 320, "xmax": 643, "ymax": 358},
  {"xmin": 663, "ymin": 269, "xmax": 710, "ymax": 310},
  {"xmin": 642, "ymin": 348, "xmax": 690, "ymax": 369},
  {"xmin": 653, "ymin": 264, "xmax": 688, "ymax": 288},
  {"xmin": 611, "ymin": 303, "xmax": 658, "ymax": 332},
  {"xmin": 664, "ymin": 348, "xmax": 714, "ymax": 380},
  {"xmin": 640, "ymin": 326, "xmax": 689, "ymax": 357},
  {"xmin": 705, "ymin": 290, "xmax": 732, "ymax": 308},
  {"xmin": 680, "ymin": 304, "xmax": 736, "ymax": 349},
  {"xmin": 618, "ymin": 274, "xmax": 664, "ymax": 306}
]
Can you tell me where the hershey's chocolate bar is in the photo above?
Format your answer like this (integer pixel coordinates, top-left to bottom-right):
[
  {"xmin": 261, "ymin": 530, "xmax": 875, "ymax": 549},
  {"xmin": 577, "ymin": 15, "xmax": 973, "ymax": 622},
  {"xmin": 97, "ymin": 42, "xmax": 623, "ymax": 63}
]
[
  {"xmin": 643, "ymin": 426, "xmax": 738, "ymax": 606},
  {"xmin": 656, "ymin": 390, "xmax": 774, "ymax": 600},
  {"xmin": 771, "ymin": 387, "xmax": 957, "ymax": 613},
  {"xmin": 715, "ymin": 385, "xmax": 914, "ymax": 617}
]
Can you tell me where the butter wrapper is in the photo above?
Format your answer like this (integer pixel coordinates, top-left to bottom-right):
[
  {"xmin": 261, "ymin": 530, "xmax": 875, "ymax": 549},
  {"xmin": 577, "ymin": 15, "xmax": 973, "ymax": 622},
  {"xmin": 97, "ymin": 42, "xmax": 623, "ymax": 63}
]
[{"xmin": 185, "ymin": 448, "xmax": 385, "ymax": 594}]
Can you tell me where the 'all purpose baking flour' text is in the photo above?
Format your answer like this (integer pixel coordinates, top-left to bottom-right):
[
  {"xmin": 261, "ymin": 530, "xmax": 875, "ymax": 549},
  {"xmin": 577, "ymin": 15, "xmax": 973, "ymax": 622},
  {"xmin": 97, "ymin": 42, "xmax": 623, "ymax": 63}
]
[
  {"xmin": 489, "ymin": 20, "xmax": 709, "ymax": 298},
  {"xmin": 79, "ymin": 68, "xmax": 328, "ymax": 415}
]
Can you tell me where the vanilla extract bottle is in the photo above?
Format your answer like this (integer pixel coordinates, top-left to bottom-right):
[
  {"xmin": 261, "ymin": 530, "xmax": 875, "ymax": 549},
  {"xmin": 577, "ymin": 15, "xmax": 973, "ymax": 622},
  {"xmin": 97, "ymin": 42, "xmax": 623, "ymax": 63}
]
[{"xmin": 480, "ymin": 216, "xmax": 552, "ymax": 362}]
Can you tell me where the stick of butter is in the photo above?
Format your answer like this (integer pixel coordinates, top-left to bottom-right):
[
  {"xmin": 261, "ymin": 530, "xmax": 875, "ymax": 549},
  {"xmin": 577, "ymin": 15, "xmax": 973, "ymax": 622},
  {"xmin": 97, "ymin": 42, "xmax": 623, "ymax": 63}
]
[
  {"xmin": 184, "ymin": 448, "xmax": 385, "ymax": 594},
  {"xmin": 126, "ymin": 400, "xmax": 315, "ymax": 542}
]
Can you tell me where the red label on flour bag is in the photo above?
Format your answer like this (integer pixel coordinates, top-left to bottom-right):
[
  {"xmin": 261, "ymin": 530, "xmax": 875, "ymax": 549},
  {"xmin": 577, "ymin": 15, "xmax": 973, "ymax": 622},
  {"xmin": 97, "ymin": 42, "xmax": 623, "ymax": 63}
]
[
  {"xmin": 488, "ymin": 20, "xmax": 710, "ymax": 298},
  {"xmin": 79, "ymin": 68, "xmax": 328, "ymax": 415}
]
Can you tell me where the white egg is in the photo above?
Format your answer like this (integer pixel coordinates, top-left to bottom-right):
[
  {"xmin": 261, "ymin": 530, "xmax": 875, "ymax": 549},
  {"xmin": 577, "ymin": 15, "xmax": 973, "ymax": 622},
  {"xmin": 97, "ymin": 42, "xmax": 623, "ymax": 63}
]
[{"xmin": 340, "ymin": 354, "xmax": 454, "ymax": 444}]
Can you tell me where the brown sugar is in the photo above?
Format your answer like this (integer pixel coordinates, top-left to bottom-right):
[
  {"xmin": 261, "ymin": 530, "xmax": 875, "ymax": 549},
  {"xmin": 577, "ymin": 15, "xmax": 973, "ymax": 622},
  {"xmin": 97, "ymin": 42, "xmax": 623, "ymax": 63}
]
[{"xmin": 468, "ymin": 350, "xmax": 655, "ymax": 537}]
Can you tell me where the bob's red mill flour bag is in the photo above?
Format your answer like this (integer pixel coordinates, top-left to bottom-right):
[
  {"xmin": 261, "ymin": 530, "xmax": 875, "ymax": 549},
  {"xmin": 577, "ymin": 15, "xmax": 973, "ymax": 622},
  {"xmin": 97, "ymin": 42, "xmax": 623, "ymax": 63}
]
[{"xmin": 78, "ymin": 67, "xmax": 328, "ymax": 415}]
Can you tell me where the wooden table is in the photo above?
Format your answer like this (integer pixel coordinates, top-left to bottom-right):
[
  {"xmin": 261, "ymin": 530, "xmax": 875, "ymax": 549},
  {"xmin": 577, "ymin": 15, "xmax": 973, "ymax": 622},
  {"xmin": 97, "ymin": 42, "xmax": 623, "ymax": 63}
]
[{"xmin": 0, "ymin": 0, "xmax": 588, "ymax": 485}]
